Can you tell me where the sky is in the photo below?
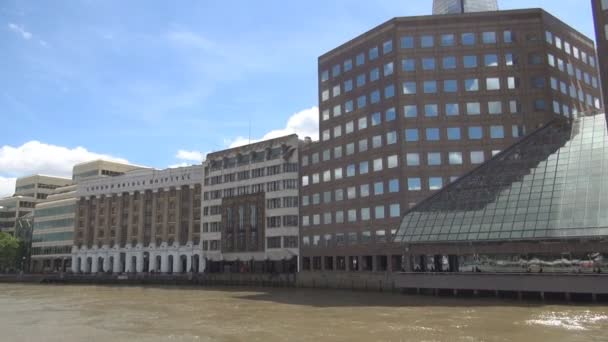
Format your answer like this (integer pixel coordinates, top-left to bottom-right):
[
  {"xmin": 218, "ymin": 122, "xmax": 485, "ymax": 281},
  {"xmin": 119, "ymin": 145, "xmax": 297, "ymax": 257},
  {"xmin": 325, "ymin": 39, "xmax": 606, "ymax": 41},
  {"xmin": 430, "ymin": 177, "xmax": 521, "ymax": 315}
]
[{"xmin": 0, "ymin": 0, "xmax": 597, "ymax": 197}]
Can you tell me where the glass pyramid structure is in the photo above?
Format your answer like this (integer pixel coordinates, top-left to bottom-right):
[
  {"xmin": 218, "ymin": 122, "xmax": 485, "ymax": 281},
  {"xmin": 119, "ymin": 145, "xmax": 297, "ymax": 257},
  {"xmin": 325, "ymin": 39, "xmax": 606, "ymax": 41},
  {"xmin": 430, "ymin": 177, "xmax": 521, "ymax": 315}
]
[{"xmin": 395, "ymin": 113, "xmax": 608, "ymax": 244}]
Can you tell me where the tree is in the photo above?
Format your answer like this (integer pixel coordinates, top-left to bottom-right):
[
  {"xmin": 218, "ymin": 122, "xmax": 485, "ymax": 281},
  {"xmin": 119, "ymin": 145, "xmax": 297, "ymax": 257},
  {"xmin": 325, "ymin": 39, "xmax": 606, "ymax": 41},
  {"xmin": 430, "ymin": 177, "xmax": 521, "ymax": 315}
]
[{"xmin": 0, "ymin": 232, "xmax": 20, "ymax": 272}]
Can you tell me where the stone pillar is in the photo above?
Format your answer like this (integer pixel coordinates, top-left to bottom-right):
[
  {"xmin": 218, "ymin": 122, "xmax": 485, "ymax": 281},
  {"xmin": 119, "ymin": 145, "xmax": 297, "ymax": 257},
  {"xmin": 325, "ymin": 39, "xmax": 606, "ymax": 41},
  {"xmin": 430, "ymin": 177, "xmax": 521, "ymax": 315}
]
[
  {"xmin": 116, "ymin": 193, "xmax": 124, "ymax": 247},
  {"xmin": 113, "ymin": 254, "xmax": 121, "ymax": 273},
  {"xmin": 138, "ymin": 191, "xmax": 145, "ymax": 244},
  {"xmin": 92, "ymin": 196, "xmax": 100, "ymax": 245},
  {"xmin": 103, "ymin": 256, "xmax": 111, "ymax": 273},
  {"xmin": 175, "ymin": 188, "xmax": 182, "ymax": 246},
  {"xmin": 150, "ymin": 190, "xmax": 158, "ymax": 246},
  {"xmin": 149, "ymin": 253, "xmax": 157, "ymax": 272},
  {"xmin": 172, "ymin": 252, "xmax": 180, "ymax": 273},
  {"xmin": 188, "ymin": 186, "xmax": 194, "ymax": 244},
  {"xmin": 186, "ymin": 252, "xmax": 192, "ymax": 272},
  {"xmin": 126, "ymin": 193, "xmax": 134, "ymax": 245},
  {"xmin": 104, "ymin": 195, "xmax": 112, "ymax": 246},
  {"xmin": 91, "ymin": 255, "xmax": 99, "ymax": 273},
  {"xmin": 125, "ymin": 254, "xmax": 132, "ymax": 273},
  {"xmin": 162, "ymin": 189, "xmax": 169, "ymax": 243},
  {"xmin": 199, "ymin": 256, "xmax": 206, "ymax": 273},
  {"xmin": 136, "ymin": 252, "xmax": 144, "ymax": 273},
  {"xmin": 160, "ymin": 252, "xmax": 169, "ymax": 273},
  {"xmin": 82, "ymin": 199, "xmax": 91, "ymax": 248},
  {"xmin": 84, "ymin": 256, "xmax": 91, "ymax": 273}
]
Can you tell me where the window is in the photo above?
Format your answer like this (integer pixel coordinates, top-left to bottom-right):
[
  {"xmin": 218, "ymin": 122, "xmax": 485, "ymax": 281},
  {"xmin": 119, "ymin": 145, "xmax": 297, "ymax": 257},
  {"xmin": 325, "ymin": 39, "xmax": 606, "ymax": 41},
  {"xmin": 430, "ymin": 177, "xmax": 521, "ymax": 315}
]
[
  {"xmin": 484, "ymin": 54, "xmax": 498, "ymax": 67},
  {"xmin": 372, "ymin": 135, "xmax": 382, "ymax": 148},
  {"xmin": 322, "ymin": 129, "xmax": 330, "ymax": 141},
  {"xmin": 375, "ymin": 206, "xmax": 385, "ymax": 219},
  {"xmin": 402, "ymin": 58, "xmax": 416, "ymax": 71},
  {"xmin": 443, "ymin": 56, "xmax": 456, "ymax": 69},
  {"xmin": 334, "ymin": 146, "xmax": 342, "ymax": 159},
  {"xmin": 421, "ymin": 35, "xmax": 434, "ymax": 48},
  {"xmin": 373, "ymin": 158, "xmax": 383, "ymax": 172},
  {"xmin": 466, "ymin": 102, "xmax": 481, "ymax": 115},
  {"xmin": 374, "ymin": 182, "xmax": 384, "ymax": 195},
  {"xmin": 463, "ymin": 55, "xmax": 477, "ymax": 68},
  {"xmin": 386, "ymin": 131, "xmax": 397, "ymax": 144},
  {"xmin": 346, "ymin": 164, "xmax": 355, "ymax": 177},
  {"xmin": 383, "ymin": 40, "xmax": 393, "ymax": 54},
  {"xmin": 345, "ymin": 100, "xmax": 353, "ymax": 113},
  {"xmin": 512, "ymin": 125, "xmax": 524, "ymax": 138},
  {"xmin": 369, "ymin": 47, "xmax": 379, "ymax": 60},
  {"xmin": 387, "ymin": 155, "xmax": 398, "ymax": 168},
  {"xmin": 321, "ymin": 89, "xmax": 329, "ymax": 101},
  {"xmin": 488, "ymin": 101, "xmax": 502, "ymax": 115},
  {"xmin": 334, "ymin": 104, "xmax": 342, "ymax": 117},
  {"xmin": 335, "ymin": 189, "xmax": 344, "ymax": 201},
  {"xmin": 361, "ymin": 208, "xmax": 370, "ymax": 221},
  {"xmin": 332, "ymin": 84, "xmax": 341, "ymax": 97},
  {"xmin": 482, "ymin": 31, "xmax": 497, "ymax": 44},
  {"xmin": 425, "ymin": 104, "xmax": 438, "ymax": 117},
  {"xmin": 507, "ymin": 77, "xmax": 518, "ymax": 89},
  {"xmin": 426, "ymin": 128, "xmax": 440, "ymax": 141},
  {"xmin": 347, "ymin": 187, "xmax": 356, "ymax": 200},
  {"xmin": 356, "ymin": 74, "xmax": 366, "ymax": 87},
  {"xmin": 429, "ymin": 177, "xmax": 443, "ymax": 190},
  {"xmin": 446, "ymin": 103, "xmax": 459, "ymax": 116},
  {"xmin": 384, "ymin": 85, "xmax": 395, "ymax": 98},
  {"xmin": 348, "ymin": 209, "xmax": 356, "ymax": 222},
  {"xmin": 534, "ymin": 99, "xmax": 546, "ymax": 111},
  {"xmin": 359, "ymin": 161, "xmax": 369, "ymax": 174},
  {"xmin": 422, "ymin": 57, "xmax": 436, "ymax": 70},
  {"xmin": 468, "ymin": 126, "xmax": 483, "ymax": 139},
  {"xmin": 441, "ymin": 34, "xmax": 455, "ymax": 46},
  {"xmin": 370, "ymin": 68, "xmax": 380, "ymax": 81},
  {"xmin": 504, "ymin": 30, "xmax": 513, "ymax": 43},
  {"xmin": 385, "ymin": 107, "xmax": 396, "ymax": 121},
  {"xmin": 447, "ymin": 127, "xmax": 461, "ymax": 140},
  {"xmin": 321, "ymin": 70, "xmax": 329, "ymax": 82},
  {"xmin": 461, "ymin": 32, "xmax": 475, "ymax": 45},
  {"xmin": 360, "ymin": 184, "xmax": 370, "ymax": 197},
  {"xmin": 505, "ymin": 53, "xmax": 515, "ymax": 66},
  {"xmin": 470, "ymin": 151, "xmax": 485, "ymax": 164},
  {"xmin": 344, "ymin": 79, "xmax": 353, "ymax": 92},
  {"xmin": 389, "ymin": 204, "xmax": 400, "ymax": 218},
  {"xmin": 371, "ymin": 112, "xmax": 381, "ymax": 126},
  {"xmin": 333, "ymin": 125, "xmax": 342, "ymax": 138},
  {"xmin": 423, "ymin": 81, "xmax": 437, "ymax": 93},
  {"xmin": 403, "ymin": 81, "xmax": 416, "ymax": 94},
  {"xmin": 345, "ymin": 121, "xmax": 354, "ymax": 134},
  {"xmin": 486, "ymin": 77, "xmax": 500, "ymax": 90},
  {"xmin": 406, "ymin": 153, "xmax": 420, "ymax": 166},
  {"xmin": 370, "ymin": 90, "xmax": 380, "ymax": 104},
  {"xmin": 545, "ymin": 31, "xmax": 553, "ymax": 44},
  {"xmin": 357, "ymin": 95, "xmax": 366, "ymax": 109},
  {"xmin": 490, "ymin": 125, "xmax": 504, "ymax": 139},
  {"xmin": 344, "ymin": 59, "xmax": 352, "ymax": 72},
  {"xmin": 401, "ymin": 36, "xmax": 414, "ymax": 49},
  {"xmin": 322, "ymin": 109, "xmax": 330, "ymax": 121},
  {"xmin": 408, "ymin": 178, "xmax": 421, "ymax": 191},
  {"xmin": 443, "ymin": 80, "xmax": 457, "ymax": 93},
  {"xmin": 389, "ymin": 179, "xmax": 399, "ymax": 193},
  {"xmin": 384, "ymin": 62, "xmax": 394, "ymax": 76},
  {"xmin": 332, "ymin": 64, "xmax": 341, "ymax": 77},
  {"xmin": 465, "ymin": 78, "xmax": 479, "ymax": 91},
  {"xmin": 509, "ymin": 100, "xmax": 519, "ymax": 114},
  {"xmin": 427, "ymin": 152, "xmax": 441, "ymax": 166},
  {"xmin": 358, "ymin": 117, "xmax": 367, "ymax": 130},
  {"xmin": 404, "ymin": 105, "xmax": 417, "ymax": 118},
  {"xmin": 358, "ymin": 139, "xmax": 368, "ymax": 152},
  {"xmin": 334, "ymin": 167, "xmax": 343, "ymax": 180},
  {"xmin": 405, "ymin": 129, "xmax": 419, "ymax": 142},
  {"xmin": 449, "ymin": 152, "xmax": 463, "ymax": 165}
]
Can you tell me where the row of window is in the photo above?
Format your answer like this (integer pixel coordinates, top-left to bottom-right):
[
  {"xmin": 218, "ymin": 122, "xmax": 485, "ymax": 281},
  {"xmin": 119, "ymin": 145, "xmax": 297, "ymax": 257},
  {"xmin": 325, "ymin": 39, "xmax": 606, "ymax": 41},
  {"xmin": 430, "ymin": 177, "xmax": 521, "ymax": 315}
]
[
  {"xmin": 545, "ymin": 31, "xmax": 595, "ymax": 67},
  {"xmin": 203, "ymin": 179, "xmax": 299, "ymax": 201},
  {"xmin": 302, "ymin": 155, "xmax": 400, "ymax": 187},
  {"xmin": 266, "ymin": 236, "xmax": 299, "ymax": 249},
  {"xmin": 205, "ymin": 163, "xmax": 298, "ymax": 186},
  {"xmin": 549, "ymin": 76, "xmax": 602, "ymax": 110},
  {"xmin": 547, "ymin": 53, "xmax": 598, "ymax": 88},
  {"xmin": 303, "ymin": 179, "xmax": 401, "ymax": 206},
  {"xmin": 320, "ymin": 30, "xmax": 516, "ymax": 82},
  {"xmin": 302, "ymin": 203, "xmax": 402, "ymax": 227},
  {"xmin": 302, "ymin": 229, "xmax": 398, "ymax": 247}
]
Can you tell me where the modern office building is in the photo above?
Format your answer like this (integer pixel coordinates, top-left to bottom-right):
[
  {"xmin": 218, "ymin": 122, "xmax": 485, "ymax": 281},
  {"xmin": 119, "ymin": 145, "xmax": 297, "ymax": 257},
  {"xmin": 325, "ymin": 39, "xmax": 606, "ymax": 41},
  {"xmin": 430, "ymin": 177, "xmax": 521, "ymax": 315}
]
[
  {"xmin": 591, "ymin": 0, "xmax": 608, "ymax": 122},
  {"xmin": 72, "ymin": 165, "xmax": 203, "ymax": 274},
  {"xmin": 394, "ymin": 112, "xmax": 608, "ymax": 273},
  {"xmin": 0, "ymin": 175, "xmax": 71, "ymax": 234},
  {"xmin": 300, "ymin": 8, "xmax": 602, "ymax": 272},
  {"xmin": 31, "ymin": 160, "xmax": 147, "ymax": 273},
  {"xmin": 202, "ymin": 135, "xmax": 301, "ymax": 273},
  {"xmin": 433, "ymin": 0, "xmax": 498, "ymax": 15}
]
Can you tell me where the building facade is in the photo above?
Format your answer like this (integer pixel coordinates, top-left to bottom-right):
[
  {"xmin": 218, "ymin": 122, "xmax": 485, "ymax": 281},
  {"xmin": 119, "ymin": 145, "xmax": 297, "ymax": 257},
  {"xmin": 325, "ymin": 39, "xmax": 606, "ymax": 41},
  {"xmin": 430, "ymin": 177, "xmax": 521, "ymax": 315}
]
[
  {"xmin": 202, "ymin": 135, "xmax": 300, "ymax": 273},
  {"xmin": 433, "ymin": 0, "xmax": 498, "ymax": 15},
  {"xmin": 300, "ymin": 9, "xmax": 602, "ymax": 273},
  {"xmin": 592, "ymin": 0, "xmax": 608, "ymax": 122},
  {"xmin": 71, "ymin": 166, "xmax": 203, "ymax": 274}
]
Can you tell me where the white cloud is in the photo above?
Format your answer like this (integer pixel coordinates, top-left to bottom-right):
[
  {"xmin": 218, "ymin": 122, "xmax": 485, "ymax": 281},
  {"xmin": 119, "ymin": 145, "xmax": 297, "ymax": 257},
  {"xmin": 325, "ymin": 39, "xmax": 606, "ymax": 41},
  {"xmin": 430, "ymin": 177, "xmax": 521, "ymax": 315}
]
[
  {"xmin": 0, "ymin": 141, "xmax": 129, "ymax": 197},
  {"xmin": 227, "ymin": 107, "xmax": 319, "ymax": 148},
  {"xmin": 0, "ymin": 176, "xmax": 17, "ymax": 198},
  {"xmin": 8, "ymin": 23, "xmax": 32, "ymax": 40},
  {"xmin": 176, "ymin": 150, "xmax": 205, "ymax": 162}
]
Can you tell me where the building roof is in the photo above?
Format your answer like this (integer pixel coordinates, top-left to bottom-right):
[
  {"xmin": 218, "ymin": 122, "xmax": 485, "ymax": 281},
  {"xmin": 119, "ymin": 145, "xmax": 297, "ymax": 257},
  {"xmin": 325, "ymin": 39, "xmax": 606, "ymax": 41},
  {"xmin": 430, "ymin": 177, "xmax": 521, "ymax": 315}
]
[{"xmin": 394, "ymin": 113, "xmax": 608, "ymax": 244}]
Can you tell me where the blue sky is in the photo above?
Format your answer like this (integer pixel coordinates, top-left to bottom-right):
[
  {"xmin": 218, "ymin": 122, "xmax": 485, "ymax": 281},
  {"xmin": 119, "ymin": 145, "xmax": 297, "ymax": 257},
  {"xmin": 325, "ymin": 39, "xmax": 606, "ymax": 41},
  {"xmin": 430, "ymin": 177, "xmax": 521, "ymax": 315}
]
[{"xmin": 0, "ymin": 0, "xmax": 597, "ymax": 196}]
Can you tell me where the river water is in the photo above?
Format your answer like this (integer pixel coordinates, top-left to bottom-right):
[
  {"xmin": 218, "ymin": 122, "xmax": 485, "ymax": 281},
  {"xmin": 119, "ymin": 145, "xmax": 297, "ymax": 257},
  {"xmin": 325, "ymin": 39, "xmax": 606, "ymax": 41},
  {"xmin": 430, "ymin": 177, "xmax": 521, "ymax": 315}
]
[{"xmin": 0, "ymin": 284, "xmax": 607, "ymax": 342}]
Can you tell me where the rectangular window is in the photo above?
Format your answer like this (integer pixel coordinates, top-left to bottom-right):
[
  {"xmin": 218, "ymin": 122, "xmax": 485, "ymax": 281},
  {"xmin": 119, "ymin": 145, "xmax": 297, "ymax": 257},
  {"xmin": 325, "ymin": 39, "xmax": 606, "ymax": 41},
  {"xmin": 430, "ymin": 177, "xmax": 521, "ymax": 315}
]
[
  {"xmin": 486, "ymin": 77, "xmax": 500, "ymax": 90},
  {"xmin": 404, "ymin": 105, "xmax": 417, "ymax": 118},
  {"xmin": 385, "ymin": 107, "xmax": 396, "ymax": 121},
  {"xmin": 345, "ymin": 100, "xmax": 353, "ymax": 113},
  {"xmin": 443, "ymin": 80, "xmax": 457, "ymax": 93},
  {"xmin": 360, "ymin": 184, "xmax": 370, "ymax": 197},
  {"xmin": 332, "ymin": 64, "xmax": 341, "ymax": 77},
  {"xmin": 383, "ymin": 40, "xmax": 393, "ymax": 54},
  {"xmin": 387, "ymin": 155, "xmax": 398, "ymax": 168},
  {"xmin": 402, "ymin": 58, "xmax": 416, "ymax": 72},
  {"xmin": 384, "ymin": 62, "xmax": 394, "ymax": 76},
  {"xmin": 374, "ymin": 182, "xmax": 384, "ymax": 196},
  {"xmin": 470, "ymin": 151, "xmax": 485, "ymax": 164},
  {"xmin": 372, "ymin": 135, "xmax": 382, "ymax": 148},
  {"xmin": 427, "ymin": 152, "xmax": 441, "ymax": 166},
  {"xmin": 358, "ymin": 139, "xmax": 368, "ymax": 152},
  {"xmin": 425, "ymin": 104, "xmax": 438, "ymax": 117},
  {"xmin": 343, "ymin": 59, "xmax": 352, "ymax": 72},
  {"xmin": 484, "ymin": 54, "xmax": 498, "ymax": 67},
  {"xmin": 503, "ymin": 30, "xmax": 513, "ymax": 43},
  {"xmin": 405, "ymin": 129, "xmax": 419, "ymax": 142},
  {"xmin": 401, "ymin": 36, "xmax": 414, "ymax": 49},
  {"xmin": 466, "ymin": 102, "xmax": 481, "ymax": 115},
  {"xmin": 468, "ymin": 126, "xmax": 483, "ymax": 139},
  {"xmin": 371, "ymin": 112, "xmax": 381, "ymax": 126},
  {"xmin": 370, "ymin": 68, "xmax": 380, "ymax": 82},
  {"xmin": 370, "ymin": 90, "xmax": 380, "ymax": 104},
  {"xmin": 386, "ymin": 131, "xmax": 397, "ymax": 145},
  {"xmin": 449, "ymin": 152, "xmax": 463, "ymax": 165},
  {"xmin": 358, "ymin": 117, "xmax": 367, "ymax": 130},
  {"xmin": 463, "ymin": 55, "xmax": 477, "ymax": 68},
  {"xmin": 357, "ymin": 95, "xmax": 366, "ymax": 109},
  {"xmin": 421, "ymin": 35, "xmax": 434, "ymax": 48},
  {"xmin": 403, "ymin": 81, "xmax": 417, "ymax": 94},
  {"xmin": 490, "ymin": 125, "xmax": 505, "ymax": 139},
  {"xmin": 482, "ymin": 32, "xmax": 497, "ymax": 44},
  {"xmin": 408, "ymin": 178, "xmax": 421, "ymax": 191},
  {"xmin": 465, "ymin": 78, "xmax": 479, "ymax": 91},
  {"xmin": 488, "ymin": 101, "xmax": 502, "ymax": 114},
  {"xmin": 422, "ymin": 57, "xmax": 436, "ymax": 70},
  {"xmin": 384, "ymin": 85, "xmax": 395, "ymax": 99},
  {"xmin": 361, "ymin": 208, "xmax": 370, "ymax": 221},
  {"xmin": 389, "ymin": 204, "xmax": 400, "ymax": 218},
  {"xmin": 425, "ymin": 128, "xmax": 440, "ymax": 141},
  {"xmin": 447, "ymin": 127, "xmax": 461, "ymax": 140},
  {"xmin": 375, "ymin": 206, "xmax": 385, "ymax": 219},
  {"xmin": 359, "ymin": 161, "xmax": 369, "ymax": 174},
  {"xmin": 461, "ymin": 32, "xmax": 475, "ymax": 45},
  {"xmin": 406, "ymin": 153, "xmax": 420, "ymax": 166},
  {"xmin": 389, "ymin": 179, "xmax": 399, "ymax": 193},
  {"xmin": 373, "ymin": 158, "xmax": 383, "ymax": 172},
  {"xmin": 344, "ymin": 79, "xmax": 353, "ymax": 92},
  {"xmin": 369, "ymin": 47, "xmax": 379, "ymax": 60},
  {"xmin": 423, "ymin": 81, "xmax": 437, "ymax": 93},
  {"xmin": 441, "ymin": 34, "xmax": 455, "ymax": 46},
  {"xmin": 356, "ymin": 74, "xmax": 366, "ymax": 87},
  {"xmin": 446, "ymin": 103, "xmax": 459, "ymax": 116},
  {"xmin": 443, "ymin": 56, "xmax": 456, "ymax": 69},
  {"xmin": 429, "ymin": 177, "xmax": 443, "ymax": 190}
]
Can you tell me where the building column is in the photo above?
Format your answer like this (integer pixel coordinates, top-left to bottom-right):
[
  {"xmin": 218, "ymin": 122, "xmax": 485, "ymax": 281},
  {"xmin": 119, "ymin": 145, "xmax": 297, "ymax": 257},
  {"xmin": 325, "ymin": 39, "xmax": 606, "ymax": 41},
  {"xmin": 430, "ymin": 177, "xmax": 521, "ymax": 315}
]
[
  {"xmin": 162, "ymin": 189, "xmax": 169, "ymax": 243},
  {"xmin": 138, "ymin": 191, "xmax": 145, "ymax": 245},
  {"xmin": 150, "ymin": 190, "xmax": 158, "ymax": 247},
  {"xmin": 188, "ymin": 186, "xmax": 194, "ymax": 244},
  {"xmin": 136, "ymin": 252, "xmax": 144, "ymax": 273},
  {"xmin": 71, "ymin": 255, "xmax": 78, "ymax": 273},
  {"xmin": 175, "ymin": 188, "xmax": 182, "ymax": 246},
  {"xmin": 186, "ymin": 252, "xmax": 192, "ymax": 272},
  {"xmin": 104, "ymin": 195, "xmax": 112, "ymax": 246},
  {"xmin": 91, "ymin": 255, "xmax": 99, "ymax": 273},
  {"xmin": 126, "ymin": 193, "xmax": 134, "ymax": 246},
  {"xmin": 116, "ymin": 193, "xmax": 124, "ymax": 247},
  {"xmin": 149, "ymin": 253, "xmax": 157, "ymax": 272},
  {"xmin": 103, "ymin": 255, "xmax": 111, "ymax": 273},
  {"xmin": 172, "ymin": 252, "xmax": 180, "ymax": 273},
  {"xmin": 82, "ymin": 198, "xmax": 91, "ymax": 248},
  {"xmin": 160, "ymin": 251, "xmax": 169, "ymax": 273},
  {"xmin": 113, "ymin": 253, "xmax": 121, "ymax": 273},
  {"xmin": 92, "ymin": 196, "xmax": 100, "ymax": 246}
]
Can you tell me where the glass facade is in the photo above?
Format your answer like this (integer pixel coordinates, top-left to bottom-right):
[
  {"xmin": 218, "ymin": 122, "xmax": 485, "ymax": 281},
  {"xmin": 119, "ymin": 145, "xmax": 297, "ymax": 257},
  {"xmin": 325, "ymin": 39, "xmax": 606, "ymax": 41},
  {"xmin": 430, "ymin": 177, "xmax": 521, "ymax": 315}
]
[
  {"xmin": 433, "ymin": 0, "xmax": 499, "ymax": 15},
  {"xmin": 395, "ymin": 113, "xmax": 608, "ymax": 243}
]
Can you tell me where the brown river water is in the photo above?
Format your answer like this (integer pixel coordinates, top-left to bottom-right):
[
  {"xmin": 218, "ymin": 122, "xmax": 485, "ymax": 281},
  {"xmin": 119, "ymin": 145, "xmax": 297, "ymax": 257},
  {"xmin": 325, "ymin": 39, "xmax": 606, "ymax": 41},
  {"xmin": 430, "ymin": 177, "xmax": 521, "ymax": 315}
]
[{"xmin": 0, "ymin": 284, "xmax": 607, "ymax": 342}]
